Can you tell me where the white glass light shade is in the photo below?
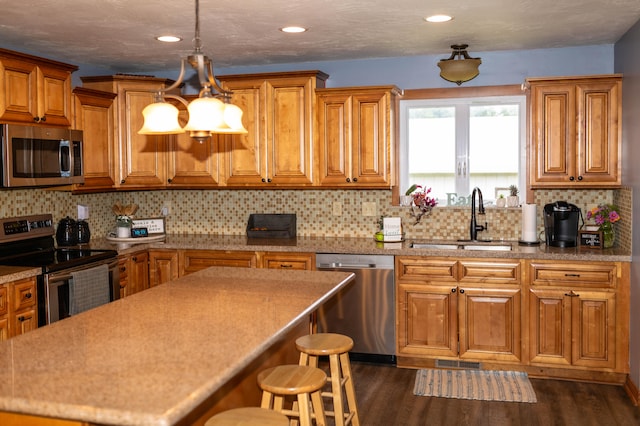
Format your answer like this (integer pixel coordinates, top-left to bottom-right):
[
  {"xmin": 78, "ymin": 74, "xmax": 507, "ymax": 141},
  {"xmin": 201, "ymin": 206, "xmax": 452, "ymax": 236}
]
[
  {"xmin": 218, "ymin": 104, "xmax": 248, "ymax": 134},
  {"xmin": 183, "ymin": 97, "xmax": 225, "ymax": 131},
  {"xmin": 438, "ymin": 58, "xmax": 481, "ymax": 85},
  {"xmin": 138, "ymin": 102, "xmax": 184, "ymax": 134}
]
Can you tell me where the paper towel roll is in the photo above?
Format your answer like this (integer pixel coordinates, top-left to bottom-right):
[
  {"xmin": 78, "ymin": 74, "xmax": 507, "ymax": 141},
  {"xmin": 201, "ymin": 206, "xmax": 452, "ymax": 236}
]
[{"xmin": 521, "ymin": 204, "xmax": 538, "ymax": 242}]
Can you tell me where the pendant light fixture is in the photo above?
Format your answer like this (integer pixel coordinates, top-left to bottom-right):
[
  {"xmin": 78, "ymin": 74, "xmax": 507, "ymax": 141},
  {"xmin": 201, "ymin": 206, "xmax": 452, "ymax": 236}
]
[
  {"xmin": 138, "ymin": 0, "xmax": 247, "ymax": 142},
  {"xmin": 437, "ymin": 44, "xmax": 482, "ymax": 86}
]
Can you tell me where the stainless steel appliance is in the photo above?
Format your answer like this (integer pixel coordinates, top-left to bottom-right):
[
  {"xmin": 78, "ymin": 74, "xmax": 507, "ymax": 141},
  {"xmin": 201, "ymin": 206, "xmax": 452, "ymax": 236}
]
[
  {"xmin": 316, "ymin": 253, "xmax": 395, "ymax": 364},
  {"xmin": 0, "ymin": 124, "xmax": 84, "ymax": 187},
  {"xmin": 543, "ymin": 201, "xmax": 582, "ymax": 247},
  {"xmin": 0, "ymin": 214, "xmax": 118, "ymax": 326}
]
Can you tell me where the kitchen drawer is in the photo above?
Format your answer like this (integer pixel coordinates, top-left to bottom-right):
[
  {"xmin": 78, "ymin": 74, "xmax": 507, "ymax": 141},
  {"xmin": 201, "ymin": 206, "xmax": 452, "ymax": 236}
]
[
  {"xmin": 396, "ymin": 257, "xmax": 457, "ymax": 282},
  {"xmin": 458, "ymin": 259, "xmax": 521, "ymax": 285},
  {"xmin": 181, "ymin": 250, "xmax": 258, "ymax": 274},
  {"xmin": 261, "ymin": 252, "xmax": 315, "ymax": 270},
  {"xmin": 12, "ymin": 278, "xmax": 36, "ymax": 311},
  {"xmin": 529, "ymin": 261, "xmax": 616, "ymax": 288}
]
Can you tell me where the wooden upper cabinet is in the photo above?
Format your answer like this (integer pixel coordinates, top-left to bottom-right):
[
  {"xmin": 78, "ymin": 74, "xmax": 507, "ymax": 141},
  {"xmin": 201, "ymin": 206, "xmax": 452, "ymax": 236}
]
[
  {"xmin": 218, "ymin": 71, "xmax": 328, "ymax": 187},
  {"xmin": 528, "ymin": 75, "xmax": 621, "ymax": 188},
  {"xmin": 72, "ymin": 87, "xmax": 117, "ymax": 192},
  {"xmin": 316, "ymin": 86, "xmax": 400, "ymax": 188},
  {"xmin": 81, "ymin": 75, "xmax": 176, "ymax": 189},
  {"xmin": 0, "ymin": 48, "xmax": 76, "ymax": 126}
]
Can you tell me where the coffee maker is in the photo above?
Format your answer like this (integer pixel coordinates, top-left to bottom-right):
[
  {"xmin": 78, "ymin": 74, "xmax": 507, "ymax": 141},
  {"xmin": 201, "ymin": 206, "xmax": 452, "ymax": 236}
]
[{"xmin": 543, "ymin": 201, "xmax": 582, "ymax": 247}]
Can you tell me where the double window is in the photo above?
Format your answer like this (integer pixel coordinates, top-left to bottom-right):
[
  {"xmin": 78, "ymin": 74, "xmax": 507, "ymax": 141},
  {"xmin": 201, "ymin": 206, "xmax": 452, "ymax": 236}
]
[{"xmin": 399, "ymin": 94, "xmax": 526, "ymax": 206}]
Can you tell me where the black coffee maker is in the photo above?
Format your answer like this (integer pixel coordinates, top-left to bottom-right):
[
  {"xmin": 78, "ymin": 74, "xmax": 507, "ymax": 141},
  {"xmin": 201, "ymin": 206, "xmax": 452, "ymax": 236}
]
[{"xmin": 543, "ymin": 201, "xmax": 582, "ymax": 247}]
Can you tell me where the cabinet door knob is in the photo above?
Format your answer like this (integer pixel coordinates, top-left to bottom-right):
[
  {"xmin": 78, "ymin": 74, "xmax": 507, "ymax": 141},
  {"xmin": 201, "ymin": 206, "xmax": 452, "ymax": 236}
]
[
  {"xmin": 267, "ymin": 178, "xmax": 272, "ymax": 183},
  {"xmin": 346, "ymin": 178, "xmax": 351, "ymax": 183},
  {"xmin": 569, "ymin": 176, "xmax": 575, "ymax": 181},
  {"xmin": 167, "ymin": 178, "xmax": 172, "ymax": 183},
  {"xmin": 459, "ymin": 288, "xmax": 465, "ymax": 294},
  {"xmin": 262, "ymin": 178, "xmax": 266, "ymax": 183},
  {"xmin": 121, "ymin": 179, "xmax": 126, "ymax": 184},
  {"xmin": 132, "ymin": 257, "xmax": 137, "ymax": 262},
  {"xmin": 577, "ymin": 176, "xmax": 583, "ymax": 181},
  {"xmin": 25, "ymin": 293, "xmax": 32, "ymax": 299},
  {"xmin": 451, "ymin": 288, "xmax": 457, "ymax": 293},
  {"xmin": 41, "ymin": 116, "xmax": 46, "ymax": 122},
  {"xmin": 353, "ymin": 177, "xmax": 358, "ymax": 182}
]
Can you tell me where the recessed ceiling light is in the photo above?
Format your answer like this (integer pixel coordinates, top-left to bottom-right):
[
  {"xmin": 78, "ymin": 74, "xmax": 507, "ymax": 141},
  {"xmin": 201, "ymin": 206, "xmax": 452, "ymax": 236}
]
[
  {"xmin": 425, "ymin": 14, "xmax": 453, "ymax": 23},
  {"xmin": 280, "ymin": 26, "xmax": 307, "ymax": 33},
  {"xmin": 156, "ymin": 35, "xmax": 183, "ymax": 43}
]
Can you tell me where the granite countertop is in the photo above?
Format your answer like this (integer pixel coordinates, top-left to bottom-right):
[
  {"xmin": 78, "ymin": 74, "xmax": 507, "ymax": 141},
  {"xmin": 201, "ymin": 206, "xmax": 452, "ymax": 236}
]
[
  {"xmin": 0, "ymin": 267, "xmax": 354, "ymax": 425},
  {"xmin": 0, "ymin": 266, "xmax": 41, "ymax": 284},
  {"xmin": 93, "ymin": 234, "xmax": 632, "ymax": 262}
]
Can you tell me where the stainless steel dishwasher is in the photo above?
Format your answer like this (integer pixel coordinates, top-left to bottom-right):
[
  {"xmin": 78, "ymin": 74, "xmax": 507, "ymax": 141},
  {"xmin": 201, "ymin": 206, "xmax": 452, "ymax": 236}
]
[{"xmin": 316, "ymin": 253, "xmax": 396, "ymax": 364}]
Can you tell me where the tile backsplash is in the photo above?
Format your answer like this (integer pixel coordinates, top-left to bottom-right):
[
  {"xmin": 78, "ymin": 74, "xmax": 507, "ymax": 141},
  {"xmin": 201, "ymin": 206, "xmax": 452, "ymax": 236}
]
[{"xmin": 0, "ymin": 186, "xmax": 631, "ymax": 251}]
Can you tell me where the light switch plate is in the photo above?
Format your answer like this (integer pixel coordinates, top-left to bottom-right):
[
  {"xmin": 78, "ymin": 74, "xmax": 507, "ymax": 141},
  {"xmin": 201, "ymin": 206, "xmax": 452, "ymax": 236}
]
[{"xmin": 332, "ymin": 202, "xmax": 342, "ymax": 216}]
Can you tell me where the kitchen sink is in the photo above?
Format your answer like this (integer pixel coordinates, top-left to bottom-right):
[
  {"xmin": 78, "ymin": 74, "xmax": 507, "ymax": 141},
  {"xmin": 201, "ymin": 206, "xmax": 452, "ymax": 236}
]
[{"xmin": 410, "ymin": 242, "xmax": 513, "ymax": 251}]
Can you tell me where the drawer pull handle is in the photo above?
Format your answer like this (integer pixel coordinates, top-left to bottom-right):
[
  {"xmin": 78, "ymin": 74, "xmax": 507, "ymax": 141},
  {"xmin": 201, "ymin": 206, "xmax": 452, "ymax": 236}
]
[
  {"xmin": 18, "ymin": 316, "xmax": 25, "ymax": 321},
  {"xmin": 565, "ymin": 273, "xmax": 580, "ymax": 277},
  {"xmin": 280, "ymin": 264, "xmax": 293, "ymax": 268},
  {"xmin": 25, "ymin": 293, "xmax": 32, "ymax": 299},
  {"xmin": 565, "ymin": 292, "xmax": 580, "ymax": 297}
]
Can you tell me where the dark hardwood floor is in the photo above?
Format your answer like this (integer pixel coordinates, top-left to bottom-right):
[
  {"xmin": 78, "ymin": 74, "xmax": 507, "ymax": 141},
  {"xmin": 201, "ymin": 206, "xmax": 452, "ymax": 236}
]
[{"xmin": 348, "ymin": 362, "xmax": 640, "ymax": 426}]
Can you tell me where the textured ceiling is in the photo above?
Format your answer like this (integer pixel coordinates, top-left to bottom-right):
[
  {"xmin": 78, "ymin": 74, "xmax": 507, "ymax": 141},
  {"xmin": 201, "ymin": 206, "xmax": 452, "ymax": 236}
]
[{"xmin": 1, "ymin": 0, "xmax": 639, "ymax": 73}]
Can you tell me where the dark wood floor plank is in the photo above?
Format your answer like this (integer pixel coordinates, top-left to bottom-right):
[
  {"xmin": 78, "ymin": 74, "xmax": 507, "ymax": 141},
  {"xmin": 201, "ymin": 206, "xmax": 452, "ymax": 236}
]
[{"xmin": 348, "ymin": 362, "xmax": 640, "ymax": 426}]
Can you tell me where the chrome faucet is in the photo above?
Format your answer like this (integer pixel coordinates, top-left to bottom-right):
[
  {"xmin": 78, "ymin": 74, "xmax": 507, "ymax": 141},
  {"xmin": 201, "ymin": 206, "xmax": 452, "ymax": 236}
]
[{"xmin": 470, "ymin": 187, "xmax": 487, "ymax": 241}]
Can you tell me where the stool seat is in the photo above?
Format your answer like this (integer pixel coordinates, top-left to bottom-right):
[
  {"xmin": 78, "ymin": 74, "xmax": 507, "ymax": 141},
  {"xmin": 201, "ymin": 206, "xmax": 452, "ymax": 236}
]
[
  {"xmin": 297, "ymin": 333, "xmax": 360, "ymax": 426},
  {"xmin": 257, "ymin": 364, "xmax": 327, "ymax": 395},
  {"xmin": 258, "ymin": 364, "xmax": 327, "ymax": 426},
  {"xmin": 204, "ymin": 407, "xmax": 289, "ymax": 426},
  {"xmin": 296, "ymin": 333, "xmax": 354, "ymax": 356}
]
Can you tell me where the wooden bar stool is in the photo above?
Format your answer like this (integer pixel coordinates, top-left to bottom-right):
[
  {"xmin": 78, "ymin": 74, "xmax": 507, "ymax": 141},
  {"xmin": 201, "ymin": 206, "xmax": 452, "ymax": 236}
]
[
  {"xmin": 257, "ymin": 364, "xmax": 327, "ymax": 426},
  {"xmin": 204, "ymin": 407, "xmax": 289, "ymax": 426},
  {"xmin": 296, "ymin": 333, "xmax": 360, "ymax": 426}
]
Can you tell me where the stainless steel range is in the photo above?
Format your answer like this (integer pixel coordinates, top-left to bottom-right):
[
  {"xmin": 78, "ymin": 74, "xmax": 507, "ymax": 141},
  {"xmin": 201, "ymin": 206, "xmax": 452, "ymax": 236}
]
[{"xmin": 0, "ymin": 214, "xmax": 119, "ymax": 326}]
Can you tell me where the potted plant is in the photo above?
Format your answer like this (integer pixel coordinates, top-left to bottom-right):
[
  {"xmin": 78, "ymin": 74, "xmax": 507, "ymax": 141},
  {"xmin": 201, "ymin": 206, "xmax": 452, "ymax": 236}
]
[
  {"xmin": 496, "ymin": 194, "xmax": 506, "ymax": 208},
  {"xmin": 112, "ymin": 202, "xmax": 138, "ymax": 238},
  {"xmin": 507, "ymin": 185, "xmax": 519, "ymax": 207}
]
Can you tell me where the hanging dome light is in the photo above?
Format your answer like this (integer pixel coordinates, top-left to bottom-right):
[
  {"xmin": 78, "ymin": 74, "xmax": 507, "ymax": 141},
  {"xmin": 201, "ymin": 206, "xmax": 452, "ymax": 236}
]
[
  {"xmin": 138, "ymin": 101, "xmax": 183, "ymax": 134},
  {"xmin": 438, "ymin": 44, "xmax": 482, "ymax": 86}
]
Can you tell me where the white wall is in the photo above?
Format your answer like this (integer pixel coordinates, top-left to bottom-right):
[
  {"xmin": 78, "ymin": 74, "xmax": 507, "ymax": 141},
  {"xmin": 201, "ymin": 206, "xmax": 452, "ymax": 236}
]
[{"xmin": 616, "ymin": 19, "xmax": 640, "ymax": 390}]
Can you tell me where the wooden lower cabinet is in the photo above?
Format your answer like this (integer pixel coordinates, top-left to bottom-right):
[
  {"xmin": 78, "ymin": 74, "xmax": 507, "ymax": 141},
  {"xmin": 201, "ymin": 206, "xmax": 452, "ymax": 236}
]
[
  {"xmin": 0, "ymin": 277, "xmax": 37, "ymax": 341},
  {"xmin": 397, "ymin": 256, "xmax": 629, "ymax": 382},
  {"xmin": 149, "ymin": 250, "xmax": 179, "ymax": 287},
  {"xmin": 118, "ymin": 251, "xmax": 149, "ymax": 297},
  {"xmin": 397, "ymin": 257, "xmax": 522, "ymax": 365},
  {"xmin": 147, "ymin": 250, "xmax": 315, "ymax": 287},
  {"xmin": 528, "ymin": 260, "xmax": 627, "ymax": 374}
]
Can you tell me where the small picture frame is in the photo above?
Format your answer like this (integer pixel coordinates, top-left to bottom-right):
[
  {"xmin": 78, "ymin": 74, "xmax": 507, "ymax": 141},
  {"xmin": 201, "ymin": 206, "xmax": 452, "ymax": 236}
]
[
  {"xmin": 131, "ymin": 217, "xmax": 166, "ymax": 236},
  {"xmin": 579, "ymin": 230, "xmax": 603, "ymax": 249}
]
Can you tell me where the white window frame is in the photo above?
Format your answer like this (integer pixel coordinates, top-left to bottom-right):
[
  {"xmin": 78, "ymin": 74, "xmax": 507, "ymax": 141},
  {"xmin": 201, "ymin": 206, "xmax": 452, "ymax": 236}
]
[{"xmin": 399, "ymin": 95, "xmax": 527, "ymax": 205}]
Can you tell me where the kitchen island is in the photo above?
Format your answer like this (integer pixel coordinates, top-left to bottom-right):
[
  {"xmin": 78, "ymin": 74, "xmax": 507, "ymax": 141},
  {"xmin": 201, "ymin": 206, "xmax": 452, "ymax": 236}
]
[{"xmin": 0, "ymin": 267, "xmax": 354, "ymax": 426}]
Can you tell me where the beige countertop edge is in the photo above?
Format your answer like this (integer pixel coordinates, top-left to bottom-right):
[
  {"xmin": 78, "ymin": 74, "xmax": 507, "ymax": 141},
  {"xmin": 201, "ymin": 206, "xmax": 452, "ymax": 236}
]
[
  {"xmin": 0, "ymin": 266, "xmax": 40, "ymax": 284},
  {"xmin": 92, "ymin": 235, "xmax": 632, "ymax": 263},
  {"xmin": 0, "ymin": 268, "xmax": 355, "ymax": 426}
]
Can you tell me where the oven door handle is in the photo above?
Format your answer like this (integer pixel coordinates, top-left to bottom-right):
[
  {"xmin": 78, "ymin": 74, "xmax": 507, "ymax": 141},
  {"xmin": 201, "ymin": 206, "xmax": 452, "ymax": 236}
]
[{"xmin": 46, "ymin": 258, "xmax": 118, "ymax": 284}]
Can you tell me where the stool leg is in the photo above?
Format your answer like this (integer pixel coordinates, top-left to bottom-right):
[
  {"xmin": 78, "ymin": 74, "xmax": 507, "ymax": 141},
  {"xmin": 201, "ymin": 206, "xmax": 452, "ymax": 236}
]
[
  {"xmin": 296, "ymin": 393, "xmax": 312, "ymax": 426},
  {"xmin": 339, "ymin": 352, "xmax": 359, "ymax": 426},
  {"xmin": 329, "ymin": 353, "xmax": 346, "ymax": 426},
  {"xmin": 310, "ymin": 388, "xmax": 326, "ymax": 426},
  {"xmin": 261, "ymin": 391, "xmax": 274, "ymax": 410}
]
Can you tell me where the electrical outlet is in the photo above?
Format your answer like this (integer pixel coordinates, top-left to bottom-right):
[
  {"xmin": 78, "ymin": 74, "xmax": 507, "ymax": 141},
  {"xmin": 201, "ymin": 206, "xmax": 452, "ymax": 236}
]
[
  {"xmin": 332, "ymin": 202, "xmax": 342, "ymax": 216},
  {"xmin": 362, "ymin": 202, "xmax": 376, "ymax": 217},
  {"xmin": 162, "ymin": 201, "xmax": 171, "ymax": 216}
]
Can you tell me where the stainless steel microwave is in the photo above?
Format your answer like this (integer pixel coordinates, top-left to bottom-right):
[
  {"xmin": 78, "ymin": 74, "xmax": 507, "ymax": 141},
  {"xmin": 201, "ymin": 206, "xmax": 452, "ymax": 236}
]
[{"xmin": 0, "ymin": 124, "xmax": 83, "ymax": 187}]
